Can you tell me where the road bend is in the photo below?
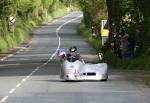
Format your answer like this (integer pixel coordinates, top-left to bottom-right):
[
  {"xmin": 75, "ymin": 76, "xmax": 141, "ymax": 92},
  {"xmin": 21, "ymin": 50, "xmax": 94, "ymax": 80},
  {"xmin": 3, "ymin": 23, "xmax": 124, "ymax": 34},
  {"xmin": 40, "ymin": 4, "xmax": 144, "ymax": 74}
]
[{"xmin": 0, "ymin": 11, "xmax": 150, "ymax": 103}]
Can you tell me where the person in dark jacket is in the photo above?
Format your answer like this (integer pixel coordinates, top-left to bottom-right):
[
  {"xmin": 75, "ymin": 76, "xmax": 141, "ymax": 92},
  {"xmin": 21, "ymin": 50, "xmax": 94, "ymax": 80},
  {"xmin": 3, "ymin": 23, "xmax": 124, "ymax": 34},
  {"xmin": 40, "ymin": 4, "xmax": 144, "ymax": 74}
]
[
  {"xmin": 128, "ymin": 35, "xmax": 136, "ymax": 57},
  {"xmin": 67, "ymin": 46, "xmax": 81, "ymax": 60}
]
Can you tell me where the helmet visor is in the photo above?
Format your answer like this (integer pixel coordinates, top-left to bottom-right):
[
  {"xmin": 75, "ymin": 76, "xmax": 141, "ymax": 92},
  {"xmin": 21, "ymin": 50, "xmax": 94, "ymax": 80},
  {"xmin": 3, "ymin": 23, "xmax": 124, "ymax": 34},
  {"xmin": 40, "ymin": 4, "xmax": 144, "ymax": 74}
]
[{"xmin": 70, "ymin": 48, "xmax": 75, "ymax": 52}]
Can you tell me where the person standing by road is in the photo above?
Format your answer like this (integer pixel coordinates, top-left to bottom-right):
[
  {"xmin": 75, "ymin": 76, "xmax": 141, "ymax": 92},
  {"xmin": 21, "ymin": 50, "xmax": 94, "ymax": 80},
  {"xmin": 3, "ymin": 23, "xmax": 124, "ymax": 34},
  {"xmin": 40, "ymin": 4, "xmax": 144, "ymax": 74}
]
[
  {"xmin": 120, "ymin": 34, "xmax": 129, "ymax": 58},
  {"xmin": 112, "ymin": 32, "xmax": 122, "ymax": 58},
  {"xmin": 91, "ymin": 26, "xmax": 98, "ymax": 38},
  {"xmin": 128, "ymin": 35, "xmax": 136, "ymax": 57}
]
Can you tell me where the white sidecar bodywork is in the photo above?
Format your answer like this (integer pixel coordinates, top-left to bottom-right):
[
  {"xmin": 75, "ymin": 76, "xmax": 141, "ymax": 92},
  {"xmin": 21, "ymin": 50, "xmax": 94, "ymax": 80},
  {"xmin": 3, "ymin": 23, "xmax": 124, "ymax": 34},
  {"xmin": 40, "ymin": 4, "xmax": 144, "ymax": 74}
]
[{"xmin": 60, "ymin": 59, "xmax": 108, "ymax": 81}]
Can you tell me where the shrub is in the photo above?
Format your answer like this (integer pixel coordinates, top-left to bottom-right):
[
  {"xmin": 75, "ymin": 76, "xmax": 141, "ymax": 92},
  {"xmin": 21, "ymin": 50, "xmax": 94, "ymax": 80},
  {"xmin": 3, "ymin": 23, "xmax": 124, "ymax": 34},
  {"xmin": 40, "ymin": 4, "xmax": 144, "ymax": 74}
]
[
  {"xmin": 15, "ymin": 28, "xmax": 27, "ymax": 43},
  {"xmin": 4, "ymin": 34, "xmax": 16, "ymax": 49},
  {"xmin": 0, "ymin": 38, "xmax": 8, "ymax": 52}
]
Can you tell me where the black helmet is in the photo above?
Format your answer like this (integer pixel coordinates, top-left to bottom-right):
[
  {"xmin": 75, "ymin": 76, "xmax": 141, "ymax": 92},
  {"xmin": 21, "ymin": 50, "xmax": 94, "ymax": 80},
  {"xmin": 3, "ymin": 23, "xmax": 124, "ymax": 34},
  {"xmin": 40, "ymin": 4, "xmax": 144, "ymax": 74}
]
[{"xmin": 69, "ymin": 46, "xmax": 77, "ymax": 52}]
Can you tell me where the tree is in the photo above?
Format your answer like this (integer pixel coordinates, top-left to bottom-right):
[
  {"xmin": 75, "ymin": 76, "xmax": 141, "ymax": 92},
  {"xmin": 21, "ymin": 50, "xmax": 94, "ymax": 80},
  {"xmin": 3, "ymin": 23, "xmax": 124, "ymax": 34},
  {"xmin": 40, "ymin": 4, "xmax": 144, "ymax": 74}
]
[
  {"xmin": 78, "ymin": 0, "xmax": 107, "ymax": 30},
  {"xmin": 106, "ymin": 0, "xmax": 150, "ymax": 53}
]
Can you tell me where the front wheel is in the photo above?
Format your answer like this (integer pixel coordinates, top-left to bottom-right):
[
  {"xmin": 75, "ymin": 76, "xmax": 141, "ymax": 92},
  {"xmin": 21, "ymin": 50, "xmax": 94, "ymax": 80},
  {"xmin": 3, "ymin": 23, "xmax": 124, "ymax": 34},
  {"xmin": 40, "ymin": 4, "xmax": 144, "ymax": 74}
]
[{"xmin": 101, "ymin": 75, "xmax": 108, "ymax": 81}]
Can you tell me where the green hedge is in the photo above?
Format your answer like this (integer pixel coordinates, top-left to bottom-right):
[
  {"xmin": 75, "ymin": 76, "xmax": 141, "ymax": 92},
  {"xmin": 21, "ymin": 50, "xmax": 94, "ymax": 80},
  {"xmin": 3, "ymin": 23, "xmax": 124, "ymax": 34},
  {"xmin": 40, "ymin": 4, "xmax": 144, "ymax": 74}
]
[{"xmin": 0, "ymin": 38, "xmax": 8, "ymax": 52}]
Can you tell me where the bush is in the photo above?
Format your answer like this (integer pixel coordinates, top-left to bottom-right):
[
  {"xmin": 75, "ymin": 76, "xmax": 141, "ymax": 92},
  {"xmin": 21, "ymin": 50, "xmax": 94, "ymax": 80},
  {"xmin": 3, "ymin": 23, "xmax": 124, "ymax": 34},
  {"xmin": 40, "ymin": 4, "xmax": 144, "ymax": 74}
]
[
  {"xmin": 15, "ymin": 28, "xmax": 27, "ymax": 43},
  {"xmin": 28, "ymin": 20, "xmax": 37, "ymax": 27},
  {"xmin": 0, "ymin": 38, "xmax": 8, "ymax": 52},
  {"xmin": 4, "ymin": 34, "xmax": 16, "ymax": 49}
]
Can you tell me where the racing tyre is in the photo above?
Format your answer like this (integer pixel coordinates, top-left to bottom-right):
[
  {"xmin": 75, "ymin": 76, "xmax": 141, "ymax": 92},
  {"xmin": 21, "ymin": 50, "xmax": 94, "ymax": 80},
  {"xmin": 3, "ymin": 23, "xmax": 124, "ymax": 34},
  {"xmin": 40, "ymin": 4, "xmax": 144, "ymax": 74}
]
[{"xmin": 101, "ymin": 75, "xmax": 108, "ymax": 81}]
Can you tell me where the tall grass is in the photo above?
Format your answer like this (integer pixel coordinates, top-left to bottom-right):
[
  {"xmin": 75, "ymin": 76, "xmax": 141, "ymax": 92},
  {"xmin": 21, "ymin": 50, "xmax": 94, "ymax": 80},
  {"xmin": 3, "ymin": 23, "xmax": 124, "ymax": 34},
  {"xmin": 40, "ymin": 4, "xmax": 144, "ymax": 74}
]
[
  {"xmin": 4, "ymin": 34, "xmax": 16, "ymax": 48},
  {"xmin": 0, "ymin": 7, "xmax": 68, "ymax": 53},
  {"xmin": 0, "ymin": 38, "xmax": 8, "ymax": 52}
]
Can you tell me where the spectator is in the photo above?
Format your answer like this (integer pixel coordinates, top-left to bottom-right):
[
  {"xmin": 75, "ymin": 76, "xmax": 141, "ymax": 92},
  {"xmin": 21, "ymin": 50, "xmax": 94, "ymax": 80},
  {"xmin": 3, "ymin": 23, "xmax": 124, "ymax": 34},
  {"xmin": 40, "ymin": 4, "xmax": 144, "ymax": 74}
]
[
  {"xmin": 91, "ymin": 26, "xmax": 98, "ymax": 38},
  {"xmin": 120, "ymin": 34, "xmax": 129, "ymax": 58},
  {"xmin": 128, "ymin": 35, "xmax": 136, "ymax": 57},
  {"xmin": 113, "ymin": 33, "xmax": 122, "ymax": 58}
]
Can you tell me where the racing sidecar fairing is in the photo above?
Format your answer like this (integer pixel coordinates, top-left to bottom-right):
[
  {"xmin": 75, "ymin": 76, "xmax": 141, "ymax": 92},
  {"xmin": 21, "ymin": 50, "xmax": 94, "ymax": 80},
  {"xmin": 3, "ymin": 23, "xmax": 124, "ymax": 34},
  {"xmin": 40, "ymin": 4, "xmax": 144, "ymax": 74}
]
[{"xmin": 60, "ymin": 57, "xmax": 108, "ymax": 81}]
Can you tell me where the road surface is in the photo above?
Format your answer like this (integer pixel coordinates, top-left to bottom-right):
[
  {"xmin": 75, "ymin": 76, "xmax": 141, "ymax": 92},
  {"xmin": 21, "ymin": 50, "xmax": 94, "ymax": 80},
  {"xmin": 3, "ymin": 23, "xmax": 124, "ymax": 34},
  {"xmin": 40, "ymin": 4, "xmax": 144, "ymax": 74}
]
[{"xmin": 0, "ymin": 12, "xmax": 150, "ymax": 103}]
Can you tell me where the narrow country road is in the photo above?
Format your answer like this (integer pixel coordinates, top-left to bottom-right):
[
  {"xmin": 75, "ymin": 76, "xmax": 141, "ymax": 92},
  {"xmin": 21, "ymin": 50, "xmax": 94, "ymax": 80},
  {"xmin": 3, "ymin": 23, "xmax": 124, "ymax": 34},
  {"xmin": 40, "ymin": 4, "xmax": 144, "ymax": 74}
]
[{"xmin": 0, "ymin": 12, "xmax": 150, "ymax": 103}]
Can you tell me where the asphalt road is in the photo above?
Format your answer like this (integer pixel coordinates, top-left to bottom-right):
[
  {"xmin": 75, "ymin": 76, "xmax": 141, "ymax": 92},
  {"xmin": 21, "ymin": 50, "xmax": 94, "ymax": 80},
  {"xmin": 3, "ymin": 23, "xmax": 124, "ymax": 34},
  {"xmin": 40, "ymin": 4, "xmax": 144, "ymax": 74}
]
[{"xmin": 0, "ymin": 12, "xmax": 150, "ymax": 103}]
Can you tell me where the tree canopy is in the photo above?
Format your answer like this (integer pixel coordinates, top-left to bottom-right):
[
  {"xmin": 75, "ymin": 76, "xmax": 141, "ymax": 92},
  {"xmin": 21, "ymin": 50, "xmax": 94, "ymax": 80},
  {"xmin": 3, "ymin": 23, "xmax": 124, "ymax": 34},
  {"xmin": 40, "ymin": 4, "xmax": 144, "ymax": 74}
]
[{"xmin": 78, "ymin": 0, "xmax": 150, "ymax": 54}]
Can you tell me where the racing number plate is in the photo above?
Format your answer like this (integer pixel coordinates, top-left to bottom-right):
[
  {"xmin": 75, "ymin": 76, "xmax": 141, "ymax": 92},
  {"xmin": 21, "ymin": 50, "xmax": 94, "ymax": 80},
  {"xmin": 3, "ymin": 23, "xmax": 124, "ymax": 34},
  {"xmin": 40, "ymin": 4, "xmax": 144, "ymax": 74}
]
[{"xmin": 67, "ymin": 68, "xmax": 77, "ymax": 74}]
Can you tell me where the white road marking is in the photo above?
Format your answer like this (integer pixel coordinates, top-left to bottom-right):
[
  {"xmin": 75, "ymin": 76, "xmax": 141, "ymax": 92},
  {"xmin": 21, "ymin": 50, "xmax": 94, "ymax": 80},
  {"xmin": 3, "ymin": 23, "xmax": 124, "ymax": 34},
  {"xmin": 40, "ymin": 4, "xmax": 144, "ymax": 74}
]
[
  {"xmin": 9, "ymin": 88, "xmax": 16, "ymax": 94},
  {"xmin": 21, "ymin": 78, "xmax": 27, "ymax": 82},
  {"xmin": 44, "ymin": 62, "xmax": 47, "ymax": 65},
  {"xmin": 0, "ymin": 57, "xmax": 7, "ymax": 61},
  {"xmin": 0, "ymin": 12, "xmax": 82, "ymax": 103},
  {"xmin": 16, "ymin": 51, "xmax": 20, "ymax": 53},
  {"xmin": 32, "ymin": 70, "xmax": 36, "ymax": 73},
  {"xmin": 26, "ymin": 76, "xmax": 30, "ymax": 79},
  {"xmin": 0, "ymin": 59, "xmax": 4, "ymax": 61},
  {"xmin": 16, "ymin": 83, "xmax": 21, "ymax": 88},
  {"xmin": 29, "ymin": 73, "xmax": 33, "ymax": 76},
  {"xmin": 35, "ymin": 67, "xmax": 40, "ymax": 70},
  {"xmin": 0, "ymin": 96, "xmax": 8, "ymax": 103},
  {"xmin": 52, "ymin": 14, "xmax": 82, "ymax": 60},
  {"xmin": 7, "ymin": 54, "xmax": 13, "ymax": 58}
]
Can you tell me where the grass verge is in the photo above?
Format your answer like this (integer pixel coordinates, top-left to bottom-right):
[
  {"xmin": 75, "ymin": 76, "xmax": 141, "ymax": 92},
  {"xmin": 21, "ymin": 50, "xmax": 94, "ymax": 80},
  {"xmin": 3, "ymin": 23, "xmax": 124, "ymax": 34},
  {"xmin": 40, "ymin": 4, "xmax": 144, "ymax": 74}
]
[
  {"xmin": 0, "ymin": 7, "xmax": 68, "ymax": 53},
  {"xmin": 77, "ymin": 22, "xmax": 102, "ymax": 52},
  {"xmin": 104, "ymin": 49, "xmax": 150, "ymax": 70}
]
